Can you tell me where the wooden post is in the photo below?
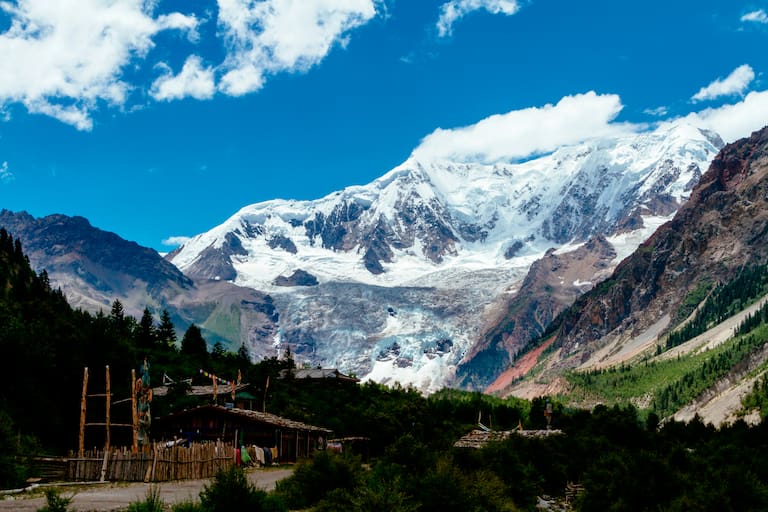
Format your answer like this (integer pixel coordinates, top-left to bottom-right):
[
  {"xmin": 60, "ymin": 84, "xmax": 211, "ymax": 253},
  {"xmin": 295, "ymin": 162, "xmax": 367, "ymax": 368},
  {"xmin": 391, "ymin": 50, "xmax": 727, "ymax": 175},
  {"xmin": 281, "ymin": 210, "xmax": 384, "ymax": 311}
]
[
  {"xmin": 99, "ymin": 449, "xmax": 109, "ymax": 482},
  {"xmin": 78, "ymin": 367, "xmax": 89, "ymax": 458},
  {"xmin": 131, "ymin": 369, "xmax": 138, "ymax": 454},
  {"xmin": 145, "ymin": 442, "xmax": 157, "ymax": 482},
  {"xmin": 105, "ymin": 365, "xmax": 111, "ymax": 452}
]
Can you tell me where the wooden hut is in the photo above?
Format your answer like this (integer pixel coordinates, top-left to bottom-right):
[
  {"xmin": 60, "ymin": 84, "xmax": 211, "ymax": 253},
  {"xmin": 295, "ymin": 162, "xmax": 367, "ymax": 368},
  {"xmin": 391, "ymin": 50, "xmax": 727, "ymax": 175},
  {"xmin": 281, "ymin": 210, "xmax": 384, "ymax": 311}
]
[
  {"xmin": 453, "ymin": 428, "xmax": 563, "ymax": 449},
  {"xmin": 278, "ymin": 368, "xmax": 359, "ymax": 383},
  {"xmin": 153, "ymin": 405, "xmax": 331, "ymax": 463}
]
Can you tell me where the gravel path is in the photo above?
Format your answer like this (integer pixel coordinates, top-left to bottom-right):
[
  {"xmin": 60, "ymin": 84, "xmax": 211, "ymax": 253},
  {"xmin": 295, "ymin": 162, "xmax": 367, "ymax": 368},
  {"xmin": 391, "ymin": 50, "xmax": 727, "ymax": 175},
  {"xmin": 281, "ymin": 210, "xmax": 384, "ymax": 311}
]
[{"xmin": 0, "ymin": 468, "xmax": 293, "ymax": 512}]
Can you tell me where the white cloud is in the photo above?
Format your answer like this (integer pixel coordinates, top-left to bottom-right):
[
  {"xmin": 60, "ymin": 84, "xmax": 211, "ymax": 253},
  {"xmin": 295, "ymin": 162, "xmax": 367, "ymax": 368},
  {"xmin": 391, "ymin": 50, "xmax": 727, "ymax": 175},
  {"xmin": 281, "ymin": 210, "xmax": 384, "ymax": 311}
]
[
  {"xmin": 217, "ymin": 0, "xmax": 377, "ymax": 96},
  {"xmin": 412, "ymin": 91, "xmax": 637, "ymax": 163},
  {"xmin": 151, "ymin": 56, "xmax": 215, "ymax": 101},
  {"xmin": 741, "ymin": 9, "xmax": 768, "ymax": 24},
  {"xmin": 691, "ymin": 64, "xmax": 755, "ymax": 102},
  {"xmin": 0, "ymin": 161, "xmax": 14, "ymax": 184},
  {"xmin": 436, "ymin": 0, "xmax": 520, "ymax": 37},
  {"xmin": 643, "ymin": 106, "xmax": 669, "ymax": 117},
  {"xmin": 0, "ymin": 0, "xmax": 380, "ymax": 126},
  {"xmin": 683, "ymin": 89, "xmax": 768, "ymax": 143},
  {"xmin": 0, "ymin": 0, "xmax": 198, "ymax": 130},
  {"xmin": 162, "ymin": 235, "xmax": 192, "ymax": 247},
  {"xmin": 157, "ymin": 12, "xmax": 201, "ymax": 42}
]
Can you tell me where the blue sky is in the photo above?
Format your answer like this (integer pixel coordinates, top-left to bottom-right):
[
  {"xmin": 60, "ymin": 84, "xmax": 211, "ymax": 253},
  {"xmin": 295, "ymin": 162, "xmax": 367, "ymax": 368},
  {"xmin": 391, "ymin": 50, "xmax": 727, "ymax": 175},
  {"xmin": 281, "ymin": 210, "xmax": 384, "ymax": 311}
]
[{"xmin": 1, "ymin": 0, "xmax": 767, "ymax": 251}]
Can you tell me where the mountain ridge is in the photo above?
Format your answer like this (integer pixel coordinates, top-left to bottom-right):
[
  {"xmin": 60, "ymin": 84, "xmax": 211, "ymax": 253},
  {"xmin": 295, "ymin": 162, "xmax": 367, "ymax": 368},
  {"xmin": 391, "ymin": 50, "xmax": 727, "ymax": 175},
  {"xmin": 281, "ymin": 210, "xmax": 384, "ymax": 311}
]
[{"xmin": 494, "ymin": 124, "xmax": 768, "ymax": 398}]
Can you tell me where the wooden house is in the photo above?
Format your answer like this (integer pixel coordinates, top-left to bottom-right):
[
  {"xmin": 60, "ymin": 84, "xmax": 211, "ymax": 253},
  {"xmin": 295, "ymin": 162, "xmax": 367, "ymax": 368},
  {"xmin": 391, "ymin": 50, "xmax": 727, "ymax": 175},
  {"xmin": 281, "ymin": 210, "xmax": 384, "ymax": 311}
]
[{"xmin": 153, "ymin": 404, "xmax": 332, "ymax": 463}]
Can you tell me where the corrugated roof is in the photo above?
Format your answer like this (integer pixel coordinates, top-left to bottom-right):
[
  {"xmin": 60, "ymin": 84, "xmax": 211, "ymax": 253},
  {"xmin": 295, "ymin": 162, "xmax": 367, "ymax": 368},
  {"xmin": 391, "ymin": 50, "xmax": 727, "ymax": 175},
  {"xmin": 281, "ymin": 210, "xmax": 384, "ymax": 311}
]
[{"xmin": 159, "ymin": 405, "xmax": 332, "ymax": 433}]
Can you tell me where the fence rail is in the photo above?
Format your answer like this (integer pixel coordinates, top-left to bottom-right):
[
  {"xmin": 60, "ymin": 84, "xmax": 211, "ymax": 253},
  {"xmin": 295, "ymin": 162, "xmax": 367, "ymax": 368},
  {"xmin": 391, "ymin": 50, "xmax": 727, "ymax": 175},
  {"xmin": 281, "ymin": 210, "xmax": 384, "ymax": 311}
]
[{"xmin": 66, "ymin": 442, "xmax": 234, "ymax": 482}]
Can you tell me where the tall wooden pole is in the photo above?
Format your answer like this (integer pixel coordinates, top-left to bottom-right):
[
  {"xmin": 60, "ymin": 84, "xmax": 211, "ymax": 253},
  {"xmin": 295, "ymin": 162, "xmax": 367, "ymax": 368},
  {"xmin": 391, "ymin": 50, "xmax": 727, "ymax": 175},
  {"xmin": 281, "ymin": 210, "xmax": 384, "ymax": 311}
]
[
  {"xmin": 105, "ymin": 365, "xmax": 111, "ymax": 451},
  {"xmin": 78, "ymin": 367, "xmax": 88, "ymax": 458},
  {"xmin": 131, "ymin": 369, "xmax": 138, "ymax": 454}
]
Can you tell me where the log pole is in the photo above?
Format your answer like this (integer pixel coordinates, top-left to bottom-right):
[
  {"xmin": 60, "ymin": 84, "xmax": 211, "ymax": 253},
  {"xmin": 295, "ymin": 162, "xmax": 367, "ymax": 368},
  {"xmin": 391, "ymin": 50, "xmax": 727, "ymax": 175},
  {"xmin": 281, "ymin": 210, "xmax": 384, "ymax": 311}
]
[{"xmin": 78, "ymin": 367, "xmax": 88, "ymax": 458}]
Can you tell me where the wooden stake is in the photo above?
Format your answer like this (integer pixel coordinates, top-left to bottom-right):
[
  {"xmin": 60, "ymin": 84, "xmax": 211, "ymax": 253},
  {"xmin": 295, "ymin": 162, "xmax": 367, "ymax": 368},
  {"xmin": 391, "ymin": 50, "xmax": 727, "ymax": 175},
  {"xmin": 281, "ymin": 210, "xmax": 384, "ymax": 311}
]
[
  {"xmin": 131, "ymin": 369, "xmax": 138, "ymax": 454},
  {"xmin": 105, "ymin": 365, "xmax": 111, "ymax": 452},
  {"xmin": 78, "ymin": 367, "xmax": 89, "ymax": 458},
  {"xmin": 99, "ymin": 450, "xmax": 109, "ymax": 482}
]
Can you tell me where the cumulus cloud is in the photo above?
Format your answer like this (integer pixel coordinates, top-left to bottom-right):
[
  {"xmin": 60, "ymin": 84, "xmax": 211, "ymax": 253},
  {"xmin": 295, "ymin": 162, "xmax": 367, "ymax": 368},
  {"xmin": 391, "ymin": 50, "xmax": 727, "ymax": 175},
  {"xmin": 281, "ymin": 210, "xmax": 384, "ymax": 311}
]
[
  {"xmin": 436, "ymin": 0, "xmax": 520, "ymax": 37},
  {"xmin": 217, "ymin": 0, "xmax": 377, "ymax": 96},
  {"xmin": 0, "ymin": 161, "xmax": 14, "ymax": 184},
  {"xmin": 162, "ymin": 235, "xmax": 192, "ymax": 247},
  {"xmin": 691, "ymin": 64, "xmax": 755, "ymax": 102},
  {"xmin": 151, "ymin": 56, "xmax": 215, "ymax": 101},
  {"xmin": 0, "ymin": 0, "xmax": 198, "ymax": 130},
  {"xmin": 741, "ymin": 9, "xmax": 768, "ymax": 24},
  {"xmin": 412, "ymin": 91, "xmax": 637, "ymax": 163},
  {"xmin": 683, "ymin": 89, "xmax": 768, "ymax": 143},
  {"xmin": 0, "ymin": 0, "xmax": 381, "ymax": 127}
]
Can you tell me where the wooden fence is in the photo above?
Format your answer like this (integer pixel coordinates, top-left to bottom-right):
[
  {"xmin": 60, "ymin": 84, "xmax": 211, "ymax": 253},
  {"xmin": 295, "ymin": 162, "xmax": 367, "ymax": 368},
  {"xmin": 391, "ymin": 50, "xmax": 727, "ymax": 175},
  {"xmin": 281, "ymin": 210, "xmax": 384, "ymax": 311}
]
[{"xmin": 67, "ymin": 441, "xmax": 234, "ymax": 482}]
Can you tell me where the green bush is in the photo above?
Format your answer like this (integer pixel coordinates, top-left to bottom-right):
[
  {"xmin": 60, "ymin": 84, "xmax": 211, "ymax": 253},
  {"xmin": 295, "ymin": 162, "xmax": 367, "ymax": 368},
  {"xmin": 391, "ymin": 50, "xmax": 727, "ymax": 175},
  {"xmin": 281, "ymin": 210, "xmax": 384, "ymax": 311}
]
[
  {"xmin": 199, "ymin": 465, "xmax": 286, "ymax": 512},
  {"xmin": 274, "ymin": 451, "xmax": 362, "ymax": 509}
]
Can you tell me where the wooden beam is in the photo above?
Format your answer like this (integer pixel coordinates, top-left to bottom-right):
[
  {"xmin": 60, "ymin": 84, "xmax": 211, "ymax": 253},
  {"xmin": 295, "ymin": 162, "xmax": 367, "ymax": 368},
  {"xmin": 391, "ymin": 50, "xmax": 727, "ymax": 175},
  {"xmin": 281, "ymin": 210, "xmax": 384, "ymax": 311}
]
[{"xmin": 78, "ymin": 367, "xmax": 88, "ymax": 458}]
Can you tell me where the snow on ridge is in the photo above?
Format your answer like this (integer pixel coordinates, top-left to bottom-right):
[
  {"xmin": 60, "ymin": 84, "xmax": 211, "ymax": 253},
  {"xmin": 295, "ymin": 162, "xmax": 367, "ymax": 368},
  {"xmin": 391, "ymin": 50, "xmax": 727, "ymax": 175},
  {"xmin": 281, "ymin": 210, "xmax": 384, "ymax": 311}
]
[
  {"xmin": 164, "ymin": 122, "xmax": 724, "ymax": 393},
  {"xmin": 170, "ymin": 122, "xmax": 720, "ymax": 289}
]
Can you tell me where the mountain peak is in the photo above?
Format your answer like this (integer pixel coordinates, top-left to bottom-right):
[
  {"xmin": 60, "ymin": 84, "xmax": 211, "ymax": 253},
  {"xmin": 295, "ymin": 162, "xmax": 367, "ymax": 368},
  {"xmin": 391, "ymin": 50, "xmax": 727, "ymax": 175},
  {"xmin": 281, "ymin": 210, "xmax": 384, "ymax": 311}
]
[{"xmin": 162, "ymin": 125, "xmax": 723, "ymax": 392}]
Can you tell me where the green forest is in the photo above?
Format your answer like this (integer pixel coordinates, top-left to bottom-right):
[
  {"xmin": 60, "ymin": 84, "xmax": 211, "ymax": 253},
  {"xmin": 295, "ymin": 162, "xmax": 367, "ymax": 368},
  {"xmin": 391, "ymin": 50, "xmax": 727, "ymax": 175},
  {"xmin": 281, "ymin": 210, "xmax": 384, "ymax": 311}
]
[{"xmin": 5, "ymin": 228, "xmax": 768, "ymax": 510}]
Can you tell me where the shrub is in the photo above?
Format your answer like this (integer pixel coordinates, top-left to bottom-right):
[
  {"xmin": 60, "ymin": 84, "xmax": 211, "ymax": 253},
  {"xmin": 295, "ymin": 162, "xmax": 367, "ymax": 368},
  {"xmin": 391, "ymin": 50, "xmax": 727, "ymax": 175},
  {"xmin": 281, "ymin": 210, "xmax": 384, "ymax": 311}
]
[
  {"xmin": 199, "ymin": 465, "xmax": 286, "ymax": 512},
  {"xmin": 171, "ymin": 500, "xmax": 204, "ymax": 512},
  {"xmin": 37, "ymin": 489, "xmax": 73, "ymax": 512},
  {"xmin": 127, "ymin": 485, "xmax": 164, "ymax": 512},
  {"xmin": 274, "ymin": 451, "xmax": 362, "ymax": 509}
]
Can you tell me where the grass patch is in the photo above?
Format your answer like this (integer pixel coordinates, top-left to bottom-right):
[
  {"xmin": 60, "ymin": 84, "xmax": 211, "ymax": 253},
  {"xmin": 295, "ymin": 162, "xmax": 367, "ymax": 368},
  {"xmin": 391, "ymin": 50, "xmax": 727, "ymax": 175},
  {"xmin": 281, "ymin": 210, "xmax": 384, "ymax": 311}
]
[{"xmin": 568, "ymin": 323, "xmax": 768, "ymax": 416}]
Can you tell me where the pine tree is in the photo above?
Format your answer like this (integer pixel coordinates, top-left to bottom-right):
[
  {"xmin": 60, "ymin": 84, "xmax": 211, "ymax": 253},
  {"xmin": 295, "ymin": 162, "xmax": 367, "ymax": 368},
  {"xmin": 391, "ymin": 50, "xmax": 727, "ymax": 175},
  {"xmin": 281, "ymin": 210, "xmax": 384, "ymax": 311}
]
[
  {"xmin": 238, "ymin": 342, "xmax": 250, "ymax": 364},
  {"xmin": 136, "ymin": 307, "xmax": 156, "ymax": 352},
  {"xmin": 181, "ymin": 324, "xmax": 208, "ymax": 358},
  {"xmin": 157, "ymin": 309, "xmax": 177, "ymax": 348}
]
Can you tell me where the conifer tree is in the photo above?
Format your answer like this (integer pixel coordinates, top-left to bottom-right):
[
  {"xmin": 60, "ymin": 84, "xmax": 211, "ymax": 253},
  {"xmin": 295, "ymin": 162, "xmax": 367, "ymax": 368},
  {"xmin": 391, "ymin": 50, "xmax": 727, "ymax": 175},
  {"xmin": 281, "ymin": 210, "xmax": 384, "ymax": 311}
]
[
  {"xmin": 136, "ymin": 307, "xmax": 156, "ymax": 351},
  {"xmin": 157, "ymin": 309, "xmax": 177, "ymax": 348},
  {"xmin": 181, "ymin": 324, "xmax": 208, "ymax": 357}
]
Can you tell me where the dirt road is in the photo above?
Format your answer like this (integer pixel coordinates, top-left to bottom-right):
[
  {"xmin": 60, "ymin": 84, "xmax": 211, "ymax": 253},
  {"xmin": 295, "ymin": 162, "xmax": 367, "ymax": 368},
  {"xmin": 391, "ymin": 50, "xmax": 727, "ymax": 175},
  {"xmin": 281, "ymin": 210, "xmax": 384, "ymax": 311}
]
[{"xmin": 0, "ymin": 468, "xmax": 293, "ymax": 512}]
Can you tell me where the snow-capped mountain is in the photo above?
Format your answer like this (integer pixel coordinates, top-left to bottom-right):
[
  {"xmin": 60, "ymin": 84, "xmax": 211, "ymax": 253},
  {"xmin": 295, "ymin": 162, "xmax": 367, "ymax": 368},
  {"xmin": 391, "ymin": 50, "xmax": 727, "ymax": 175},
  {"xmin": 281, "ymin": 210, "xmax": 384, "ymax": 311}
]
[{"xmin": 168, "ymin": 122, "xmax": 723, "ymax": 392}]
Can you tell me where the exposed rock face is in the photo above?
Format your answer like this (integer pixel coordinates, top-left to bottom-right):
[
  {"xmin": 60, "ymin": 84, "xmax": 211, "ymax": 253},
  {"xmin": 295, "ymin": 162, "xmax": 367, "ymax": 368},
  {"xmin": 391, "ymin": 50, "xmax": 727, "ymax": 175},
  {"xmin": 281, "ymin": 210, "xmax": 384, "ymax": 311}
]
[
  {"xmin": 456, "ymin": 235, "xmax": 617, "ymax": 389},
  {"xmin": 274, "ymin": 269, "xmax": 319, "ymax": 287},
  {"xmin": 0, "ymin": 210, "xmax": 192, "ymax": 309},
  {"xmin": 502, "ymin": 126, "xmax": 768, "ymax": 391}
]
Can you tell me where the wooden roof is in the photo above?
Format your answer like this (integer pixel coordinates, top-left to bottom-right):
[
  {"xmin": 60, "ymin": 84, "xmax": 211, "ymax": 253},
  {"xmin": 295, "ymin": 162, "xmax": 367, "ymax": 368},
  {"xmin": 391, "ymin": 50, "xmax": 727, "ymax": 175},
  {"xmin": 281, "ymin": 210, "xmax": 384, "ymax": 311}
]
[
  {"xmin": 157, "ymin": 404, "xmax": 332, "ymax": 434},
  {"xmin": 453, "ymin": 428, "xmax": 563, "ymax": 449},
  {"xmin": 152, "ymin": 383, "xmax": 250, "ymax": 398},
  {"xmin": 279, "ymin": 368, "xmax": 359, "ymax": 383}
]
